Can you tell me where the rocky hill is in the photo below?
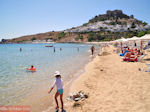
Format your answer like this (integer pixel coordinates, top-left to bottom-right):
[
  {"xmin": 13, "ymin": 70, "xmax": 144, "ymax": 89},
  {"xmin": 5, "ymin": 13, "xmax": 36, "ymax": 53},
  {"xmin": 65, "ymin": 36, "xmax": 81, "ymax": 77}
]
[
  {"xmin": 65, "ymin": 10, "xmax": 150, "ymax": 32},
  {"xmin": 3, "ymin": 10, "xmax": 150, "ymax": 43}
]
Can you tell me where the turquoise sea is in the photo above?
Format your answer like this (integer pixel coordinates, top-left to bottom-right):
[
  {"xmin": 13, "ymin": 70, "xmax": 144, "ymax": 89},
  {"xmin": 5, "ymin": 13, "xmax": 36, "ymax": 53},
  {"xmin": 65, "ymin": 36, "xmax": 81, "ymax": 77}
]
[{"xmin": 0, "ymin": 43, "xmax": 99, "ymax": 110}]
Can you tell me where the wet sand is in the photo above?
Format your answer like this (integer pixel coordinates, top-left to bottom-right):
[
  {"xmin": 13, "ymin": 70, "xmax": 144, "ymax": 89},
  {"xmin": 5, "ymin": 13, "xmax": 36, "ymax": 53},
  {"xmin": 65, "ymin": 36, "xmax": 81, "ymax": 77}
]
[{"xmin": 65, "ymin": 45, "xmax": 150, "ymax": 112}]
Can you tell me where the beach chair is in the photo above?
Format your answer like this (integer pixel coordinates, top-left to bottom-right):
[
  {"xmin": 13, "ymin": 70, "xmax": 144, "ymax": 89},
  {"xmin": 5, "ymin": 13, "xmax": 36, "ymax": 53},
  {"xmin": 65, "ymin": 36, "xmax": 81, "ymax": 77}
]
[
  {"xmin": 145, "ymin": 63, "xmax": 150, "ymax": 72},
  {"xmin": 120, "ymin": 50, "xmax": 129, "ymax": 56},
  {"xmin": 138, "ymin": 54, "xmax": 146, "ymax": 62},
  {"xmin": 123, "ymin": 55, "xmax": 138, "ymax": 62}
]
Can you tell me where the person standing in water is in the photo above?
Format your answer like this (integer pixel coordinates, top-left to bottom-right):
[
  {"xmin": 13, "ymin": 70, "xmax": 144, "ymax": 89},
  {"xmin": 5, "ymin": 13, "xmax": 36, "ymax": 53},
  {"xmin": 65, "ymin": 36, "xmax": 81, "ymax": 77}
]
[
  {"xmin": 91, "ymin": 45, "xmax": 95, "ymax": 55},
  {"xmin": 54, "ymin": 47, "xmax": 56, "ymax": 53},
  {"xmin": 20, "ymin": 48, "xmax": 22, "ymax": 52},
  {"xmin": 48, "ymin": 71, "xmax": 64, "ymax": 111},
  {"xmin": 77, "ymin": 47, "xmax": 79, "ymax": 52}
]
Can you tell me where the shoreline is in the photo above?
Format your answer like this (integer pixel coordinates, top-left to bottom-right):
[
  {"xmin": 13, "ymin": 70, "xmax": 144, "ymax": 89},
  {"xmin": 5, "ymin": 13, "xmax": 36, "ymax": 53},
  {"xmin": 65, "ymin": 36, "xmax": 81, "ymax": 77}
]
[
  {"xmin": 45, "ymin": 46, "xmax": 101, "ymax": 112},
  {"xmin": 0, "ymin": 41, "xmax": 109, "ymax": 44}
]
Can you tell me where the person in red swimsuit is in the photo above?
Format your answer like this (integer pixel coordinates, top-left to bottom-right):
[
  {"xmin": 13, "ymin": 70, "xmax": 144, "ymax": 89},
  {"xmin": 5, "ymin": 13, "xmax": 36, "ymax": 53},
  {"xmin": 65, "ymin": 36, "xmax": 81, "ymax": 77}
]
[{"xmin": 28, "ymin": 65, "xmax": 36, "ymax": 71}]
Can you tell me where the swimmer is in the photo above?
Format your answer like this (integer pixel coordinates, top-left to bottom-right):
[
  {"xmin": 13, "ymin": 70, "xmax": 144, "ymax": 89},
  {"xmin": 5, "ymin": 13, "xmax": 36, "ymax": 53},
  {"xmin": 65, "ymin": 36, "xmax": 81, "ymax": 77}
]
[
  {"xmin": 27, "ymin": 65, "xmax": 36, "ymax": 71},
  {"xmin": 54, "ymin": 47, "xmax": 56, "ymax": 53}
]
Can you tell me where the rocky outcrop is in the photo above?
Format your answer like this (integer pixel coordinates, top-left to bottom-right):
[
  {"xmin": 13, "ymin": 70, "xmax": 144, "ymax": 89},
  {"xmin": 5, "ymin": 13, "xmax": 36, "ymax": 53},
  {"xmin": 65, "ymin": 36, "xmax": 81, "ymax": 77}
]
[{"xmin": 64, "ymin": 10, "xmax": 150, "ymax": 33}]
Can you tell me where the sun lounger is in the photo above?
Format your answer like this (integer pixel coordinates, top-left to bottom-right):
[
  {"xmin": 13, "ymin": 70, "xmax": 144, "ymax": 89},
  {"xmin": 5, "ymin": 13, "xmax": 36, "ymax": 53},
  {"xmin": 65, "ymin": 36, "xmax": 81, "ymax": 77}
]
[
  {"xmin": 145, "ymin": 64, "xmax": 150, "ymax": 72},
  {"xmin": 123, "ymin": 56, "xmax": 138, "ymax": 62},
  {"xmin": 138, "ymin": 54, "xmax": 146, "ymax": 62}
]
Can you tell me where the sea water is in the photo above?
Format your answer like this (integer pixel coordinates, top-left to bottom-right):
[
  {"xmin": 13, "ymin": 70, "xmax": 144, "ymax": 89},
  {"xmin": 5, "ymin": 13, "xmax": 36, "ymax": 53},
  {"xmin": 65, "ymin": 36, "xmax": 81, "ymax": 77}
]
[{"xmin": 0, "ymin": 43, "xmax": 99, "ymax": 107}]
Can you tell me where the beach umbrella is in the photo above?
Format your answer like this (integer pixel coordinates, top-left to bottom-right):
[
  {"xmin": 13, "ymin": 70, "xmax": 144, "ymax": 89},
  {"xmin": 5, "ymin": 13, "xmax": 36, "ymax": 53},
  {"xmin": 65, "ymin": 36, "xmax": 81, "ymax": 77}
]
[
  {"xmin": 127, "ymin": 36, "xmax": 140, "ymax": 41},
  {"xmin": 119, "ymin": 37, "xmax": 128, "ymax": 42},
  {"xmin": 114, "ymin": 37, "xmax": 128, "ymax": 42},
  {"xmin": 148, "ymin": 40, "xmax": 150, "ymax": 45},
  {"xmin": 140, "ymin": 34, "xmax": 150, "ymax": 40}
]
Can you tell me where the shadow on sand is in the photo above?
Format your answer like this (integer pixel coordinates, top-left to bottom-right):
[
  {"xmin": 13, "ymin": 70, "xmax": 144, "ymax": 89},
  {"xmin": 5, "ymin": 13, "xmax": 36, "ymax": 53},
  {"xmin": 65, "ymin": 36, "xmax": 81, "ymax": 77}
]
[
  {"xmin": 144, "ymin": 58, "xmax": 150, "ymax": 61},
  {"xmin": 56, "ymin": 109, "xmax": 66, "ymax": 112}
]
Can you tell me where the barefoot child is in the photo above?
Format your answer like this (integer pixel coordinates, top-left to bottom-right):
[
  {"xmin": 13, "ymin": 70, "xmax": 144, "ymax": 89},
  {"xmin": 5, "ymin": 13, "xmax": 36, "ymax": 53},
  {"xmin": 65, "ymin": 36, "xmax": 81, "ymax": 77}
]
[{"xmin": 48, "ymin": 71, "xmax": 64, "ymax": 110}]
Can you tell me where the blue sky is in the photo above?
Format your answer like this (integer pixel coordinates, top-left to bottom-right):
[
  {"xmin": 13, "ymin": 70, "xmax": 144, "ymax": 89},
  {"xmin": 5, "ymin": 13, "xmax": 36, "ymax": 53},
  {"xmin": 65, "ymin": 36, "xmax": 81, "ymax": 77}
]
[{"xmin": 0, "ymin": 0, "xmax": 150, "ymax": 40}]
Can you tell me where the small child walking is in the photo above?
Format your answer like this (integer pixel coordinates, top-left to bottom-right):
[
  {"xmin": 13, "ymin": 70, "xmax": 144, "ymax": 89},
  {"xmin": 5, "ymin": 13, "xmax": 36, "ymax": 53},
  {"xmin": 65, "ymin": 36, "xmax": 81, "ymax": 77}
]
[{"xmin": 48, "ymin": 71, "xmax": 64, "ymax": 110}]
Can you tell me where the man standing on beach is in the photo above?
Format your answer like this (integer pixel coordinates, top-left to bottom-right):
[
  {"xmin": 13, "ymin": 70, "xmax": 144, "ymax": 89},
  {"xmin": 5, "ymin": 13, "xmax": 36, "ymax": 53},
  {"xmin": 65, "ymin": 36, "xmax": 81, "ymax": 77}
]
[
  {"xmin": 134, "ymin": 41, "xmax": 137, "ymax": 47},
  {"xmin": 91, "ymin": 45, "xmax": 95, "ymax": 55},
  {"xmin": 140, "ymin": 41, "xmax": 143, "ymax": 50}
]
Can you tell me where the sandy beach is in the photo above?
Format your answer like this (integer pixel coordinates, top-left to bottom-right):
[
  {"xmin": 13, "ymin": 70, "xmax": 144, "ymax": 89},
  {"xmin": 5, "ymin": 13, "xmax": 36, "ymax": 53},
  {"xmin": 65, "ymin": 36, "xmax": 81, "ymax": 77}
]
[{"xmin": 64, "ymin": 45, "xmax": 150, "ymax": 112}]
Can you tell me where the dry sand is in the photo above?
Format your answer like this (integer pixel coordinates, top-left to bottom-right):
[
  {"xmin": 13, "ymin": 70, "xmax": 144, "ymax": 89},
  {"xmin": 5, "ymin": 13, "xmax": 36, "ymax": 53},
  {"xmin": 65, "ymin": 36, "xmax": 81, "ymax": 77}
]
[{"xmin": 65, "ymin": 45, "xmax": 150, "ymax": 112}]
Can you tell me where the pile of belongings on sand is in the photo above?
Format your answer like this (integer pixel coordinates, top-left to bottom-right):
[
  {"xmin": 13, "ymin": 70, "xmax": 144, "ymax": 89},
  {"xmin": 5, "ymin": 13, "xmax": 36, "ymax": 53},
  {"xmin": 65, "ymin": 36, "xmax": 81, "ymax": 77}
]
[{"xmin": 67, "ymin": 91, "xmax": 88, "ymax": 102}]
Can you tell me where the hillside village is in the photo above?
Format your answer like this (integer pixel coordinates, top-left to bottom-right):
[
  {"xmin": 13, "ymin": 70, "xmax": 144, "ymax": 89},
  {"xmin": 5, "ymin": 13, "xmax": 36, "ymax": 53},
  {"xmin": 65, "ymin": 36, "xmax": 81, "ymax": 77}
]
[{"xmin": 65, "ymin": 10, "xmax": 150, "ymax": 33}]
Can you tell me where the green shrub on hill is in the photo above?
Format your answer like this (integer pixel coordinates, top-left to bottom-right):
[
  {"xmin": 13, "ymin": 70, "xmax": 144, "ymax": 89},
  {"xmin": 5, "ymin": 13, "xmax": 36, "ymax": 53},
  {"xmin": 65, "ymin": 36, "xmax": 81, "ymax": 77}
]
[
  {"xmin": 137, "ymin": 31, "xmax": 146, "ymax": 37},
  {"xmin": 83, "ymin": 23, "xmax": 89, "ymax": 26},
  {"xmin": 75, "ymin": 34, "xmax": 84, "ymax": 41},
  {"xmin": 147, "ymin": 30, "xmax": 150, "ymax": 34},
  {"xmin": 109, "ymin": 22, "xmax": 115, "ymax": 25},
  {"xmin": 58, "ymin": 32, "xmax": 66, "ymax": 39},
  {"xmin": 31, "ymin": 37, "xmax": 36, "ymax": 41},
  {"xmin": 88, "ymin": 32, "xmax": 95, "ymax": 41},
  {"xmin": 143, "ymin": 22, "xmax": 148, "ymax": 26},
  {"xmin": 79, "ymin": 36, "xmax": 84, "ymax": 40},
  {"xmin": 87, "ymin": 32, "xmax": 105, "ymax": 41},
  {"xmin": 103, "ymin": 37, "xmax": 111, "ymax": 41},
  {"xmin": 75, "ymin": 37, "xmax": 79, "ymax": 41}
]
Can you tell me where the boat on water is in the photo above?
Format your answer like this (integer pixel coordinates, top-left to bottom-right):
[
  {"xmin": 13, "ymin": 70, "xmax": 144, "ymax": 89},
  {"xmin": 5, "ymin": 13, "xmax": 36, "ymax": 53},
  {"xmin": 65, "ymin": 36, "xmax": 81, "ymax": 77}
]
[{"xmin": 45, "ymin": 45, "xmax": 53, "ymax": 47}]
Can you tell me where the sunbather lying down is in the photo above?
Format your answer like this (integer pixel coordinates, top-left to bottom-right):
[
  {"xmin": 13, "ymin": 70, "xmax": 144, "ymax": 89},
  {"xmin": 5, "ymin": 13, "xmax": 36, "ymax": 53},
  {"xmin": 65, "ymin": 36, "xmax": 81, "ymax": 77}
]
[
  {"xmin": 122, "ymin": 49, "xmax": 144, "ymax": 62},
  {"xmin": 123, "ymin": 52, "xmax": 137, "ymax": 62}
]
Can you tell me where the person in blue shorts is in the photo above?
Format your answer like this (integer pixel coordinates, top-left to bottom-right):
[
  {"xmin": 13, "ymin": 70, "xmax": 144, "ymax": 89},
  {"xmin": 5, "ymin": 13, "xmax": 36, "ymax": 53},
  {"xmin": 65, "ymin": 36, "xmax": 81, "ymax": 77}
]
[{"xmin": 48, "ymin": 71, "xmax": 64, "ymax": 110}]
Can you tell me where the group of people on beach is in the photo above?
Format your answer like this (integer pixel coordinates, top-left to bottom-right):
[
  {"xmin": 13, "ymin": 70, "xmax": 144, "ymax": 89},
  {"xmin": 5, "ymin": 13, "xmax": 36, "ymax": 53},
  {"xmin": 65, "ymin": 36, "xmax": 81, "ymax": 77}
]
[
  {"xmin": 121, "ymin": 47, "xmax": 143, "ymax": 62},
  {"xmin": 116, "ymin": 41, "xmax": 145, "ymax": 62}
]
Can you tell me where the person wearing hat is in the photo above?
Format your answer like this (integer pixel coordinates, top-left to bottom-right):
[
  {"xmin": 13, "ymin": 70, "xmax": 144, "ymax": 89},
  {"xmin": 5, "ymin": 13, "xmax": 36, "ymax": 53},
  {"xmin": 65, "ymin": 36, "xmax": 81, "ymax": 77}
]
[{"xmin": 48, "ymin": 71, "xmax": 64, "ymax": 110}]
